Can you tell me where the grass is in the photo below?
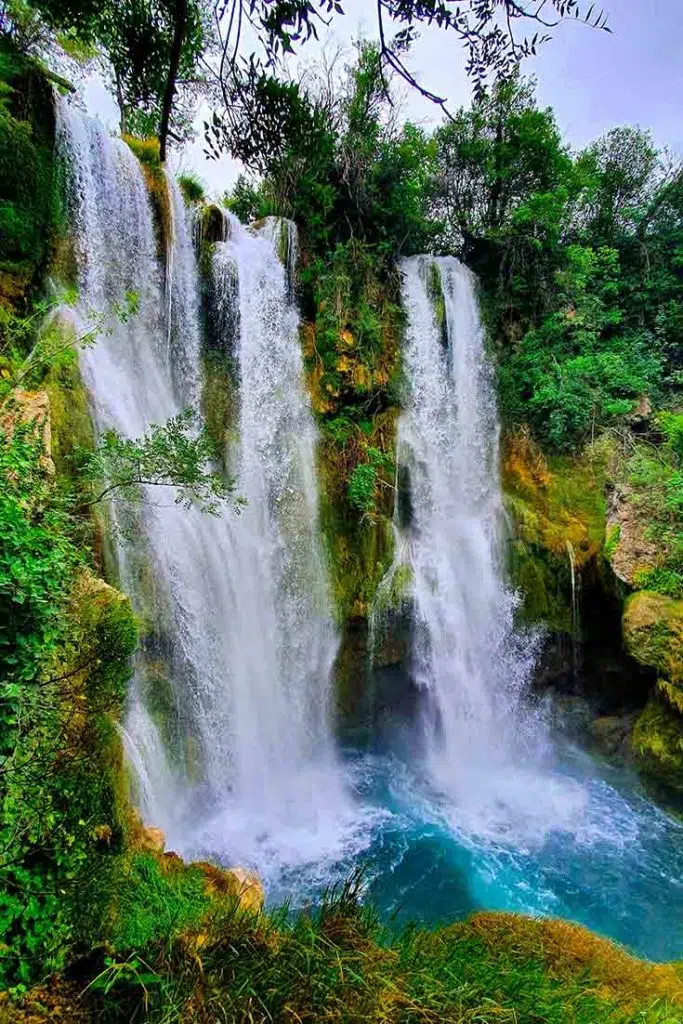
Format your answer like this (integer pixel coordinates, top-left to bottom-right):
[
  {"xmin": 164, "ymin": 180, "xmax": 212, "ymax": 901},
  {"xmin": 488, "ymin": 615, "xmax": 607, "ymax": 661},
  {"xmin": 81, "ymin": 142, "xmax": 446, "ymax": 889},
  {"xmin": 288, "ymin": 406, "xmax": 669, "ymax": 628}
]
[
  {"xmin": 177, "ymin": 171, "xmax": 206, "ymax": 205},
  {"xmin": 7, "ymin": 876, "xmax": 683, "ymax": 1022}
]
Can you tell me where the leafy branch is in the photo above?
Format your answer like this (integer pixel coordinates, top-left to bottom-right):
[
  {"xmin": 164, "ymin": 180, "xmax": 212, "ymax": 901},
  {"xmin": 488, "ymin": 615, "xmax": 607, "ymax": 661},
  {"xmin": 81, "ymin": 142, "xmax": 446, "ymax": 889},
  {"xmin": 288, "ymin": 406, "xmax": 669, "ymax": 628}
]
[{"xmin": 76, "ymin": 409, "xmax": 243, "ymax": 515}]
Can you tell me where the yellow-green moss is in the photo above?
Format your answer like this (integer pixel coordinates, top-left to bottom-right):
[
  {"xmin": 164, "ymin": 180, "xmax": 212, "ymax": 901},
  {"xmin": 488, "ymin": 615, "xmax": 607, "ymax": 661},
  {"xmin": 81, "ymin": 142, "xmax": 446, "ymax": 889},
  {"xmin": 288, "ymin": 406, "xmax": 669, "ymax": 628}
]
[
  {"xmin": 461, "ymin": 911, "xmax": 683, "ymax": 1010},
  {"xmin": 122, "ymin": 135, "xmax": 160, "ymax": 167},
  {"xmin": 503, "ymin": 428, "xmax": 608, "ymax": 630},
  {"xmin": 631, "ymin": 696, "xmax": 683, "ymax": 791},
  {"xmin": 507, "ymin": 534, "xmax": 573, "ymax": 632},
  {"xmin": 503, "ymin": 429, "xmax": 607, "ymax": 567},
  {"xmin": 623, "ymin": 591, "xmax": 683, "ymax": 685},
  {"xmin": 44, "ymin": 345, "xmax": 94, "ymax": 477},
  {"xmin": 201, "ymin": 349, "xmax": 236, "ymax": 459},
  {"xmin": 123, "ymin": 135, "xmax": 171, "ymax": 258}
]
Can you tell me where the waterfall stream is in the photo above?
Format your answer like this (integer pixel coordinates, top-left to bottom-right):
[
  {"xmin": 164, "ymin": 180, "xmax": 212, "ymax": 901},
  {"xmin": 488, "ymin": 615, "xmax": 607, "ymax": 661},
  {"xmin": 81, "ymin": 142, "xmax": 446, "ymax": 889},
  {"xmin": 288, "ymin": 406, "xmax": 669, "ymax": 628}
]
[
  {"xmin": 396, "ymin": 256, "xmax": 587, "ymax": 839},
  {"xmin": 56, "ymin": 101, "xmax": 347, "ymax": 875}
]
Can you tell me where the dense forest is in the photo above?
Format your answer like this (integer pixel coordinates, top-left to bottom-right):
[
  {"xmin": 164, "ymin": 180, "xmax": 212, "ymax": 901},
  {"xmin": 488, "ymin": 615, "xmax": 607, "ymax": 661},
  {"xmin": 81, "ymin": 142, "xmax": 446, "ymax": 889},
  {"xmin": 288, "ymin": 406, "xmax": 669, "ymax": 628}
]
[{"xmin": 0, "ymin": 0, "xmax": 682, "ymax": 1021}]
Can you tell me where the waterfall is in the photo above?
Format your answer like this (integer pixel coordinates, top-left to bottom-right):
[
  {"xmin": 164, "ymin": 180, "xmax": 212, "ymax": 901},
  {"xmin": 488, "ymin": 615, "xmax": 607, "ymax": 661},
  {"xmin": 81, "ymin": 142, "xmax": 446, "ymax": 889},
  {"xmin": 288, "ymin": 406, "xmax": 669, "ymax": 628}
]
[
  {"xmin": 398, "ymin": 256, "xmax": 584, "ymax": 839},
  {"xmin": 566, "ymin": 540, "xmax": 582, "ymax": 683},
  {"xmin": 56, "ymin": 100, "xmax": 346, "ymax": 873}
]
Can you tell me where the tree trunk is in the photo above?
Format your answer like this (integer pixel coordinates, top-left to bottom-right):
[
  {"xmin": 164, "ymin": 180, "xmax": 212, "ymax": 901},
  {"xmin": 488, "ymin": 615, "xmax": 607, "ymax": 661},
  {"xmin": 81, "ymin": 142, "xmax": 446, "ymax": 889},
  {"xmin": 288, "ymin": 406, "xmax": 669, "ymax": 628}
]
[{"xmin": 159, "ymin": 0, "xmax": 188, "ymax": 164}]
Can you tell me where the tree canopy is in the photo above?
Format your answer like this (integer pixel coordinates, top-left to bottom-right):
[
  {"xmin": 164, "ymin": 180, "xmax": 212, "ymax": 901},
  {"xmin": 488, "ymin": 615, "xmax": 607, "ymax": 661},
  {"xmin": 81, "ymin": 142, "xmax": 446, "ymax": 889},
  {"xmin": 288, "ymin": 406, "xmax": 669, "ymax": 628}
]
[{"xmin": 1, "ymin": 0, "xmax": 608, "ymax": 160}]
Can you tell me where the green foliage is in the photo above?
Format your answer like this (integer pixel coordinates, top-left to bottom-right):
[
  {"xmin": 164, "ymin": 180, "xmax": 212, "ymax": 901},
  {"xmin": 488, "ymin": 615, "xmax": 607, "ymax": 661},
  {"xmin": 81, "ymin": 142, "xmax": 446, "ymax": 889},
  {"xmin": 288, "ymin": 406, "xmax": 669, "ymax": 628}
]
[
  {"xmin": 224, "ymin": 173, "xmax": 268, "ymax": 224},
  {"xmin": 77, "ymin": 409, "xmax": 241, "ymax": 515},
  {"xmin": 498, "ymin": 240, "xmax": 664, "ymax": 449},
  {"xmin": 0, "ymin": 417, "xmax": 79, "ymax": 699},
  {"xmin": 108, "ymin": 854, "xmax": 211, "ymax": 951},
  {"xmin": 581, "ymin": 126, "xmax": 661, "ymax": 244},
  {"xmin": 0, "ymin": 38, "xmax": 63, "ymax": 285},
  {"xmin": 347, "ymin": 447, "xmax": 394, "ymax": 518},
  {"xmin": 347, "ymin": 461, "xmax": 378, "ymax": 516},
  {"xmin": 176, "ymin": 170, "xmax": 204, "ymax": 205},
  {"xmin": 0, "ymin": 414, "xmax": 137, "ymax": 986},
  {"xmin": 227, "ymin": 43, "xmax": 440, "ymax": 262},
  {"xmin": 622, "ymin": 437, "xmax": 683, "ymax": 596},
  {"xmin": 435, "ymin": 74, "xmax": 573, "ymax": 244},
  {"xmin": 16, "ymin": 0, "xmax": 210, "ymax": 147},
  {"xmin": 436, "ymin": 75, "xmax": 682, "ymax": 460},
  {"xmin": 633, "ymin": 566, "xmax": 683, "ymax": 599}
]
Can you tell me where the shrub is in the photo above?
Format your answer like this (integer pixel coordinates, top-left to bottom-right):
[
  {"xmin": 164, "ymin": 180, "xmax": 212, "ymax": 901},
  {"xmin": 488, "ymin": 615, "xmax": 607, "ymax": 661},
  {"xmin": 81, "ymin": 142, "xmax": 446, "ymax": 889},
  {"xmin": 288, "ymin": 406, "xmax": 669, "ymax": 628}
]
[{"xmin": 177, "ymin": 171, "xmax": 205, "ymax": 205}]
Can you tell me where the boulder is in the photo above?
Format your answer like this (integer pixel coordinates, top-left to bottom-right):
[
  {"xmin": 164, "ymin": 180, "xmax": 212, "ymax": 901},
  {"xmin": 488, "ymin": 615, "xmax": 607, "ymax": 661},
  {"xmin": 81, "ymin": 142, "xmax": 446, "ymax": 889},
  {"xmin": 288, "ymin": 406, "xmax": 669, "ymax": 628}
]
[
  {"xmin": 193, "ymin": 861, "xmax": 264, "ymax": 913},
  {"xmin": 631, "ymin": 697, "xmax": 683, "ymax": 792},
  {"xmin": 589, "ymin": 714, "xmax": 633, "ymax": 757},
  {"xmin": 622, "ymin": 591, "xmax": 683, "ymax": 686},
  {"xmin": 139, "ymin": 826, "xmax": 166, "ymax": 853}
]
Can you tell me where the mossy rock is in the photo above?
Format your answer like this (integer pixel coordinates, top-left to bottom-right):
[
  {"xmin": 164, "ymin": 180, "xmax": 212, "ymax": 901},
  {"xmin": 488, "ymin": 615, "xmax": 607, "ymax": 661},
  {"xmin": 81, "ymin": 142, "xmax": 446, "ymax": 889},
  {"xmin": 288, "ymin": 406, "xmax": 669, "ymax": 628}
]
[
  {"xmin": 201, "ymin": 349, "xmax": 237, "ymax": 459},
  {"xmin": 72, "ymin": 572, "xmax": 138, "ymax": 709},
  {"xmin": 631, "ymin": 696, "xmax": 683, "ymax": 791},
  {"xmin": 0, "ymin": 38, "xmax": 65, "ymax": 304},
  {"xmin": 507, "ymin": 533, "xmax": 573, "ymax": 632},
  {"xmin": 198, "ymin": 202, "xmax": 229, "ymax": 245},
  {"xmin": 123, "ymin": 136, "xmax": 171, "ymax": 259},
  {"xmin": 503, "ymin": 429, "xmax": 608, "ymax": 632},
  {"xmin": 503, "ymin": 429, "xmax": 607, "ymax": 569},
  {"xmin": 622, "ymin": 591, "xmax": 683, "ymax": 686},
  {"xmin": 44, "ymin": 333, "xmax": 95, "ymax": 478}
]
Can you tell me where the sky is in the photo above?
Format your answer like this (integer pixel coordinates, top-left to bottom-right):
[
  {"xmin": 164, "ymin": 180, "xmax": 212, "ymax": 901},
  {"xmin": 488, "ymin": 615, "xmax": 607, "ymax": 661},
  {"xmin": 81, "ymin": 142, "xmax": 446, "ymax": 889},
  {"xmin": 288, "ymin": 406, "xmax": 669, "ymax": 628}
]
[{"xmin": 85, "ymin": 0, "xmax": 683, "ymax": 197}]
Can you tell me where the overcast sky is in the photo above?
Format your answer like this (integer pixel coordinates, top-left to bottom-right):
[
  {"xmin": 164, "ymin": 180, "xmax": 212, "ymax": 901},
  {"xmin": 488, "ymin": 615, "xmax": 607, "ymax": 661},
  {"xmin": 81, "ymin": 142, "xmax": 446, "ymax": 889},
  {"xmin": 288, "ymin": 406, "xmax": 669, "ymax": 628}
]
[{"xmin": 86, "ymin": 0, "xmax": 683, "ymax": 196}]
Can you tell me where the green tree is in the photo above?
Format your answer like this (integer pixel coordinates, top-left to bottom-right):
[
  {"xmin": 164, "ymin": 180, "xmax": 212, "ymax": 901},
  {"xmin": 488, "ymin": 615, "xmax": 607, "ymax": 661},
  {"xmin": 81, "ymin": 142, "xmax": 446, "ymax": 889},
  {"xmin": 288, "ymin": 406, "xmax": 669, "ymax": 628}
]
[
  {"xmin": 434, "ymin": 75, "xmax": 572, "ymax": 245},
  {"xmin": 210, "ymin": 0, "xmax": 608, "ymax": 162},
  {"xmin": 3, "ymin": 0, "xmax": 211, "ymax": 158}
]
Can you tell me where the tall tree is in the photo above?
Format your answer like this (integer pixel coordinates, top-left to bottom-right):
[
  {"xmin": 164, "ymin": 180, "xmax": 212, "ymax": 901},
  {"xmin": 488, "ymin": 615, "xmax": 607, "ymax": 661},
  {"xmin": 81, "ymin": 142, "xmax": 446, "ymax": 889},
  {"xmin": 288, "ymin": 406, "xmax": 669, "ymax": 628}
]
[{"xmin": 3, "ymin": 0, "xmax": 210, "ymax": 158}]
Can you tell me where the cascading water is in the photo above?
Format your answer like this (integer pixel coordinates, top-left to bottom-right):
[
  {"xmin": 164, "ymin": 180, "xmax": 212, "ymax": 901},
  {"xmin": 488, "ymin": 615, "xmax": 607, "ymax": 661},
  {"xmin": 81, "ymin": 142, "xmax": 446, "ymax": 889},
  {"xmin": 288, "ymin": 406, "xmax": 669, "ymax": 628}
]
[
  {"xmin": 56, "ymin": 100, "xmax": 349, "ymax": 879},
  {"xmin": 53, "ymin": 104, "xmax": 683, "ymax": 956},
  {"xmin": 396, "ymin": 256, "xmax": 586, "ymax": 838}
]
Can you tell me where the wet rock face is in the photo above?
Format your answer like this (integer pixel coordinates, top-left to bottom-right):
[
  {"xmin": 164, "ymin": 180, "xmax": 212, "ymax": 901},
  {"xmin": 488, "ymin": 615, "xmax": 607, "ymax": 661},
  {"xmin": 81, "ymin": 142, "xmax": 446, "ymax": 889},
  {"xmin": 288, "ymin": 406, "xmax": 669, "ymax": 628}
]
[
  {"xmin": 605, "ymin": 485, "xmax": 662, "ymax": 587},
  {"xmin": 589, "ymin": 714, "xmax": 635, "ymax": 758},
  {"xmin": 631, "ymin": 697, "xmax": 683, "ymax": 792},
  {"xmin": 622, "ymin": 592, "xmax": 683, "ymax": 791}
]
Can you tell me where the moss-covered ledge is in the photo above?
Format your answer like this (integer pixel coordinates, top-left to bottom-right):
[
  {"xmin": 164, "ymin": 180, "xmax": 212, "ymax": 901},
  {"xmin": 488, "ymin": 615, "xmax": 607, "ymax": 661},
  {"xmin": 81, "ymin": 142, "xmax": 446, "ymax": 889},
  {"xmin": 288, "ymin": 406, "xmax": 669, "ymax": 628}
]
[
  {"xmin": 502, "ymin": 428, "xmax": 607, "ymax": 632},
  {"xmin": 623, "ymin": 591, "xmax": 683, "ymax": 686},
  {"xmin": 622, "ymin": 591, "xmax": 683, "ymax": 788}
]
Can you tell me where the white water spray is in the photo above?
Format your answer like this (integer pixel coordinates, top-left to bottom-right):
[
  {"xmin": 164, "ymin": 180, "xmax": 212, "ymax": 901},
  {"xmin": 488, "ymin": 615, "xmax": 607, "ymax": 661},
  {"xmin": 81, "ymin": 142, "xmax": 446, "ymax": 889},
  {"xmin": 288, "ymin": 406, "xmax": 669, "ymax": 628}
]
[
  {"xmin": 398, "ymin": 256, "xmax": 585, "ymax": 840},
  {"xmin": 56, "ymin": 101, "xmax": 347, "ymax": 872}
]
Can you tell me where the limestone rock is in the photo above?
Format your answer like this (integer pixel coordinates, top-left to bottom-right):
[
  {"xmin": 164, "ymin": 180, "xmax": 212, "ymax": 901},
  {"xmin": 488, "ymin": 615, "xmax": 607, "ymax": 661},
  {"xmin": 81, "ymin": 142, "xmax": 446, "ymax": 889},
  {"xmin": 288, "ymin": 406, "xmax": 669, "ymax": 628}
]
[
  {"xmin": 589, "ymin": 715, "xmax": 633, "ymax": 757},
  {"xmin": 0, "ymin": 388, "xmax": 54, "ymax": 476},
  {"xmin": 193, "ymin": 861, "xmax": 264, "ymax": 913},
  {"xmin": 622, "ymin": 591, "xmax": 683, "ymax": 686},
  {"xmin": 139, "ymin": 826, "xmax": 166, "ymax": 853},
  {"xmin": 129, "ymin": 807, "xmax": 167, "ymax": 853},
  {"xmin": 605, "ymin": 485, "xmax": 661, "ymax": 586}
]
